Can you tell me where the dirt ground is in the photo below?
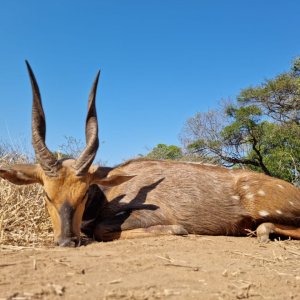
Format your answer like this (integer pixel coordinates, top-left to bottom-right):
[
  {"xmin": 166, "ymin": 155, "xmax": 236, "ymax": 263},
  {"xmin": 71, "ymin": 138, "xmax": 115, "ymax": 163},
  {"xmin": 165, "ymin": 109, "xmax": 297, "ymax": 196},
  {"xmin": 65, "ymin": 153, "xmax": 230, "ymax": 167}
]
[{"xmin": 0, "ymin": 235, "xmax": 300, "ymax": 300}]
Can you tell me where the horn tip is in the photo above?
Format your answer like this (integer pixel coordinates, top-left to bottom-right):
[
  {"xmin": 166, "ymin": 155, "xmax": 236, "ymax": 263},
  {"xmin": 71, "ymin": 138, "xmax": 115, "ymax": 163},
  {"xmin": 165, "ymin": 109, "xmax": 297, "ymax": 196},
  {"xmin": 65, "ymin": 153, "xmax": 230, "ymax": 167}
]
[
  {"xmin": 25, "ymin": 60, "xmax": 30, "ymax": 68},
  {"xmin": 96, "ymin": 70, "xmax": 101, "ymax": 79},
  {"xmin": 25, "ymin": 60, "xmax": 34, "ymax": 75}
]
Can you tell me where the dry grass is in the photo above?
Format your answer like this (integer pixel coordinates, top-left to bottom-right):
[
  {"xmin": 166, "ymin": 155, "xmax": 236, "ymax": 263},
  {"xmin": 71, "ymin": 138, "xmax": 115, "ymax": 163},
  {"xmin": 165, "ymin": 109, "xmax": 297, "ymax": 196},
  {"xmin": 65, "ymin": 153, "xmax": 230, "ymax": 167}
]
[{"xmin": 0, "ymin": 153, "xmax": 53, "ymax": 246}]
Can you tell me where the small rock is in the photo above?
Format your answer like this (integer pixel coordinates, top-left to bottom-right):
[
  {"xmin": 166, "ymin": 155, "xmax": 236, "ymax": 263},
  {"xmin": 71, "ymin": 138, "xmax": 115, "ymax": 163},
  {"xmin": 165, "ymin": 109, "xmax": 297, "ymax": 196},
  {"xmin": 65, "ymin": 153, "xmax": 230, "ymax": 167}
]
[
  {"xmin": 222, "ymin": 269, "xmax": 228, "ymax": 277},
  {"xmin": 48, "ymin": 284, "xmax": 65, "ymax": 296}
]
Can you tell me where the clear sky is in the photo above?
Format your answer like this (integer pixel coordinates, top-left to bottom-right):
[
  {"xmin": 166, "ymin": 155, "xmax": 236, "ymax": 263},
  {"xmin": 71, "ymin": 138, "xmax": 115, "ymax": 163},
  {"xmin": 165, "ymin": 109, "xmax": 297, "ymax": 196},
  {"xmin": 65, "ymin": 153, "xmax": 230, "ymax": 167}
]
[{"xmin": 0, "ymin": 1, "xmax": 299, "ymax": 165}]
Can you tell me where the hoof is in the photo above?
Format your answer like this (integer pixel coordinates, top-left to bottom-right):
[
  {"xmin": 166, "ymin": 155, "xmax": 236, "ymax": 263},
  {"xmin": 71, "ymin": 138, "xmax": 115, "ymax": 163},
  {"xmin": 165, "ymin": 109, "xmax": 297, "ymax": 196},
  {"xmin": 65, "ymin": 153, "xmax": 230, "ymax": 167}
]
[
  {"xmin": 171, "ymin": 225, "xmax": 188, "ymax": 236},
  {"xmin": 256, "ymin": 223, "xmax": 275, "ymax": 243},
  {"xmin": 56, "ymin": 237, "xmax": 80, "ymax": 247}
]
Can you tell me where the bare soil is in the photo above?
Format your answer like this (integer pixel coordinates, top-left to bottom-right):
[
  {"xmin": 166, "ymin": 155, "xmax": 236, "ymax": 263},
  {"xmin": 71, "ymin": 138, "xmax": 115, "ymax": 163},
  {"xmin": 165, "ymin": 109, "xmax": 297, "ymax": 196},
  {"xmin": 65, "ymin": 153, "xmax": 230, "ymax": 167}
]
[{"xmin": 1, "ymin": 235, "xmax": 300, "ymax": 300}]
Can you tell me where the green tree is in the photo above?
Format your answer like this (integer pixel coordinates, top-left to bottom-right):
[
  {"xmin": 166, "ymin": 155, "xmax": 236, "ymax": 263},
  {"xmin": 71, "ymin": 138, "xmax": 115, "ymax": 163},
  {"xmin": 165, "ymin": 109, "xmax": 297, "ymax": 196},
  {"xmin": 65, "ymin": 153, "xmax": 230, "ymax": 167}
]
[
  {"xmin": 146, "ymin": 144, "xmax": 183, "ymax": 160},
  {"xmin": 237, "ymin": 73, "xmax": 300, "ymax": 124},
  {"xmin": 182, "ymin": 57, "xmax": 300, "ymax": 185}
]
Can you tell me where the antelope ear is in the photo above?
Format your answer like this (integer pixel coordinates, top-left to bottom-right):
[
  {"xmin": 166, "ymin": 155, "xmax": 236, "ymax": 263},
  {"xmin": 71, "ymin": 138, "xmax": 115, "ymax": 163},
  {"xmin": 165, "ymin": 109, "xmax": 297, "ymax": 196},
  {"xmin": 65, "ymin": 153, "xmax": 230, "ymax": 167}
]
[
  {"xmin": 0, "ymin": 164, "xmax": 43, "ymax": 185},
  {"xmin": 90, "ymin": 166, "xmax": 135, "ymax": 187}
]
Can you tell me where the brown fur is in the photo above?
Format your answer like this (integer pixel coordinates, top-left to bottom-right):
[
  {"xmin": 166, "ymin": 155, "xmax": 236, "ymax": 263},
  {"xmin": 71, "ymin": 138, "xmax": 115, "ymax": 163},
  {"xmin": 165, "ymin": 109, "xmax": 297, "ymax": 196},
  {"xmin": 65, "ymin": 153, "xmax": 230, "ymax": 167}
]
[
  {"xmin": 2, "ymin": 63, "xmax": 300, "ymax": 246},
  {"xmin": 2, "ymin": 157, "xmax": 300, "ymax": 245},
  {"xmin": 82, "ymin": 159, "xmax": 300, "ymax": 242},
  {"xmin": 0, "ymin": 158, "xmax": 133, "ymax": 246}
]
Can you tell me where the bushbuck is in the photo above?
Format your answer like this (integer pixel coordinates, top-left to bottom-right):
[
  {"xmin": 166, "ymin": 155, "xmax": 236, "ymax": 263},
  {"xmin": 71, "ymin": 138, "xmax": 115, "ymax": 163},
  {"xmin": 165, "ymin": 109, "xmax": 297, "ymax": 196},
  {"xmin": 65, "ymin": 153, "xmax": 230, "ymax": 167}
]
[{"xmin": 1, "ymin": 62, "xmax": 300, "ymax": 247}]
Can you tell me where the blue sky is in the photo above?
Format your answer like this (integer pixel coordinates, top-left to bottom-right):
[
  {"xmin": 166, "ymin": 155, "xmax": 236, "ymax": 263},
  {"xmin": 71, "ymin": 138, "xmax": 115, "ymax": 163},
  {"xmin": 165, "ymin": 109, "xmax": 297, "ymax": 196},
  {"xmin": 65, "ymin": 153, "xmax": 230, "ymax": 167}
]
[{"xmin": 0, "ymin": 1, "xmax": 299, "ymax": 165}]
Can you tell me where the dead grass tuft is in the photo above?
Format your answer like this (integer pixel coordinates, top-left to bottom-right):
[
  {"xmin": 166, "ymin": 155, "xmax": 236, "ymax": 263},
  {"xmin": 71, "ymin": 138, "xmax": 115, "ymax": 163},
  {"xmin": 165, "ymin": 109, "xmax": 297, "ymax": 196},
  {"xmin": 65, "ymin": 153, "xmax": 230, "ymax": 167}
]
[{"xmin": 0, "ymin": 153, "xmax": 53, "ymax": 246}]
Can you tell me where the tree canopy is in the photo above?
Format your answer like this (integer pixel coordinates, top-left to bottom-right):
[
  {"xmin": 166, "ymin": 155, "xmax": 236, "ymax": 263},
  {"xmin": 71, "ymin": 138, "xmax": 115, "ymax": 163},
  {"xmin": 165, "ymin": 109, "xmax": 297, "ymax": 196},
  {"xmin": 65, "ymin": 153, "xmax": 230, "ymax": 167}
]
[
  {"xmin": 146, "ymin": 144, "xmax": 183, "ymax": 160},
  {"xmin": 181, "ymin": 57, "xmax": 300, "ymax": 185}
]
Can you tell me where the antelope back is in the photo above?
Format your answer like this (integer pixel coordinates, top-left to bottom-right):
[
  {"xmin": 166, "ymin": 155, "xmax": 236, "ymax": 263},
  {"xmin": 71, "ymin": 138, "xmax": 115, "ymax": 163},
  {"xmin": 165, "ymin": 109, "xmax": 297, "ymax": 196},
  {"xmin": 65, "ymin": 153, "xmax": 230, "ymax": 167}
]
[{"xmin": 97, "ymin": 159, "xmax": 300, "ymax": 237}]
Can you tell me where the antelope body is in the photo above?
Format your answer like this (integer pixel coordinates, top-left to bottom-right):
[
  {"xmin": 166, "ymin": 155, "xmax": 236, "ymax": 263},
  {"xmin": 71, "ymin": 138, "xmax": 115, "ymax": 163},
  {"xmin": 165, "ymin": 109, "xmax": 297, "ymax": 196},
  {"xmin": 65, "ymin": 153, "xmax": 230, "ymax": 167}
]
[
  {"xmin": 82, "ymin": 159, "xmax": 300, "ymax": 242},
  {"xmin": 1, "ymin": 62, "xmax": 300, "ymax": 247}
]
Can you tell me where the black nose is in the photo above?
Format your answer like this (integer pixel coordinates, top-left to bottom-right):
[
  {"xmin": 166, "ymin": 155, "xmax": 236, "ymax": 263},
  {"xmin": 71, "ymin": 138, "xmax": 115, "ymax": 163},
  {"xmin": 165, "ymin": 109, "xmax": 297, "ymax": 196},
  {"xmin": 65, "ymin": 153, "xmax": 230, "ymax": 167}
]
[
  {"xmin": 56, "ymin": 237, "xmax": 80, "ymax": 247},
  {"xmin": 58, "ymin": 201, "xmax": 78, "ymax": 247}
]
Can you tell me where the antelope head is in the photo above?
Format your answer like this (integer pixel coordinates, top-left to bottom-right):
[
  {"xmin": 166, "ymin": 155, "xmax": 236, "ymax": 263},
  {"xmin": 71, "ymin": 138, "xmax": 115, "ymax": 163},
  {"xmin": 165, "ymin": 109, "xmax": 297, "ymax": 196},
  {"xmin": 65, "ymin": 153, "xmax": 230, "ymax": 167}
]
[{"xmin": 0, "ymin": 62, "xmax": 133, "ymax": 247}]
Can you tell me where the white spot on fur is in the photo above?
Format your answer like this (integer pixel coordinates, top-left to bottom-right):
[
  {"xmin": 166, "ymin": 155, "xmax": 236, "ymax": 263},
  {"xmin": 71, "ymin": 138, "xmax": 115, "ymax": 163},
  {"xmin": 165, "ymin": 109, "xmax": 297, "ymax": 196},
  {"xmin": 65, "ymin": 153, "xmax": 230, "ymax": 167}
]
[
  {"xmin": 289, "ymin": 201, "xmax": 295, "ymax": 206},
  {"xmin": 231, "ymin": 195, "xmax": 240, "ymax": 201},
  {"xmin": 257, "ymin": 190, "xmax": 266, "ymax": 196},
  {"xmin": 245, "ymin": 193, "xmax": 254, "ymax": 200},
  {"xmin": 277, "ymin": 184, "xmax": 284, "ymax": 189},
  {"xmin": 276, "ymin": 210, "xmax": 283, "ymax": 215},
  {"xmin": 259, "ymin": 210, "xmax": 270, "ymax": 217},
  {"xmin": 242, "ymin": 185, "xmax": 250, "ymax": 190}
]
